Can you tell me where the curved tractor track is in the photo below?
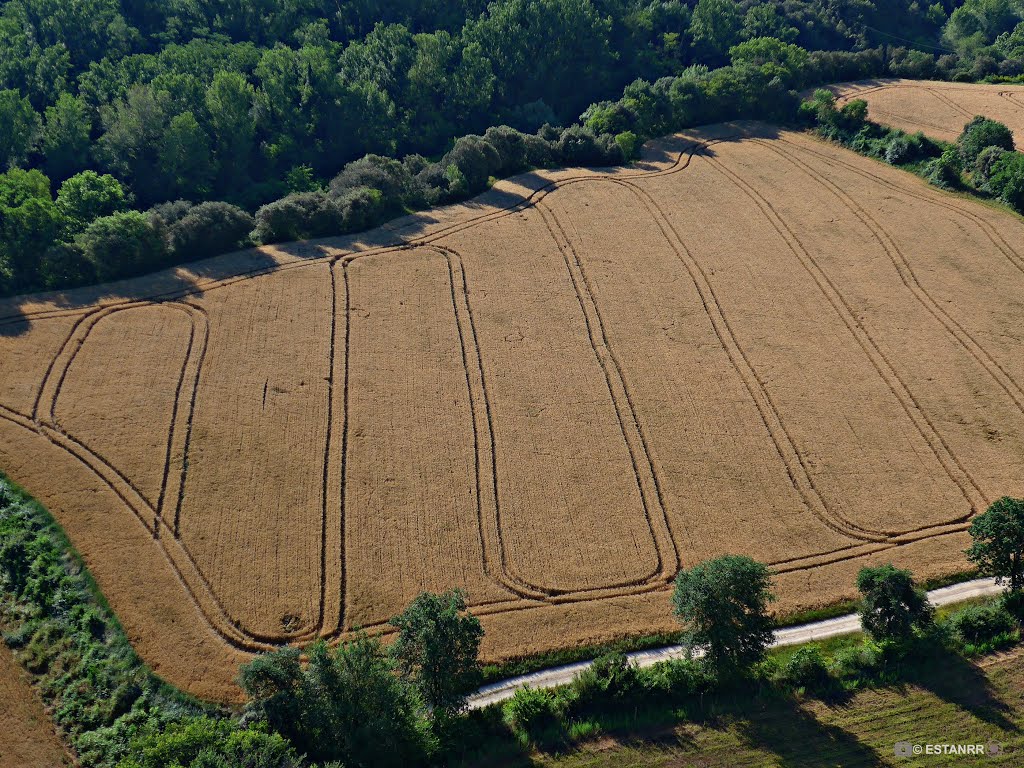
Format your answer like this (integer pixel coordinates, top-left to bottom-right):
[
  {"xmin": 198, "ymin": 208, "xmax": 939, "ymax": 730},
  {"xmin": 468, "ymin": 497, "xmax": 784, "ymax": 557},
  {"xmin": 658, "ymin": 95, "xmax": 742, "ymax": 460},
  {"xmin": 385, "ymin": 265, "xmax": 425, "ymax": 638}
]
[{"xmin": 1, "ymin": 114, "xmax": 1023, "ymax": 699}]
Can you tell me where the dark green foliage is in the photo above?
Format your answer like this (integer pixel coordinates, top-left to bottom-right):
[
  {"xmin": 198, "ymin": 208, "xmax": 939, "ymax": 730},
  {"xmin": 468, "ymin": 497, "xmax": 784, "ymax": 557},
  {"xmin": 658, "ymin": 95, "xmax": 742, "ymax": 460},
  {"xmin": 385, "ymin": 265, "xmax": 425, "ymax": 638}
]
[
  {"xmin": 782, "ymin": 645, "xmax": 831, "ymax": 690},
  {"xmin": 672, "ymin": 555, "xmax": 775, "ymax": 675},
  {"xmin": 986, "ymin": 151, "xmax": 1024, "ymax": 211},
  {"xmin": 948, "ymin": 602, "xmax": 1017, "ymax": 645},
  {"xmin": 38, "ymin": 242, "xmax": 96, "ymax": 290},
  {"xmin": 957, "ymin": 116, "xmax": 1016, "ymax": 164},
  {"xmin": 975, "ymin": 144, "xmax": 1010, "ymax": 188},
  {"xmin": 0, "ymin": 1, "xmax": 986, "ymax": 297},
  {"xmin": 967, "ymin": 496, "xmax": 1024, "ymax": 589},
  {"xmin": 501, "ymin": 686, "xmax": 560, "ymax": 745},
  {"xmin": 389, "ymin": 589, "xmax": 484, "ymax": 714},
  {"xmin": 167, "ymin": 202, "xmax": 255, "ymax": 261},
  {"xmin": 856, "ymin": 564, "xmax": 934, "ymax": 643},
  {"xmin": 56, "ymin": 172, "xmax": 127, "ymax": 234},
  {"xmin": 925, "ymin": 146, "xmax": 965, "ymax": 189},
  {"xmin": 75, "ymin": 210, "xmax": 168, "ymax": 282},
  {"xmin": 571, "ymin": 652, "xmax": 641, "ymax": 707},
  {"xmin": 114, "ymin": 718, "xmax": 299, "ymax": 768},
  {"xmin": 240, "ymin": 637, "xmax": 429, "ymax": 767}
]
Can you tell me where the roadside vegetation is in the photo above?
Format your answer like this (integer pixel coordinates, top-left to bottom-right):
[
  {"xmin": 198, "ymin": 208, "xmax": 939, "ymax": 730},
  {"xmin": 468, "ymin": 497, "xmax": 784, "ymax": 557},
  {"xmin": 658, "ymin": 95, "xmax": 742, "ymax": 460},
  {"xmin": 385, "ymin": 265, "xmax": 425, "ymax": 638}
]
[
  {"xmin": 5, "ymin": 470, "xmax": 1024, "ymax": 767},
  {"xmin": 3, "ymin": 0, "xmax": 1024, "ymax": 296}
]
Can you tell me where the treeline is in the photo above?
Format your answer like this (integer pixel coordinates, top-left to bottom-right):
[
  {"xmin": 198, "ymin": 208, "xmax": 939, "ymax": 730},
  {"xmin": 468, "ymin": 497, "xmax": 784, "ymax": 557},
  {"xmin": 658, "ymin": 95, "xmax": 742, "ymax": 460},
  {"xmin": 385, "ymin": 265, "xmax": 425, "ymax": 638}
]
[
  {"xmin": 3, "ymin": 0, "xmax": 1020, "ymax": 296},
  {"xmin": 5, "ymin": 472, "xmax": 1024, "ymax": 767}
]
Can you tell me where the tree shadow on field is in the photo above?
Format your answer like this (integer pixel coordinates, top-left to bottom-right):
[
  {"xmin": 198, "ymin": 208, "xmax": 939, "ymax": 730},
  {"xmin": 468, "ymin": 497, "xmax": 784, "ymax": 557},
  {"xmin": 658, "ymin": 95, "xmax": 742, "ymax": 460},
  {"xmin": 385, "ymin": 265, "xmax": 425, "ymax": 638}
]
[
  {"xmin": 726, "ymin": 692, "xmax": 885, "ymax": 768},
  {"xmin": 898, "ymin": 646, "xmax": 1019, "ymax": 733}
]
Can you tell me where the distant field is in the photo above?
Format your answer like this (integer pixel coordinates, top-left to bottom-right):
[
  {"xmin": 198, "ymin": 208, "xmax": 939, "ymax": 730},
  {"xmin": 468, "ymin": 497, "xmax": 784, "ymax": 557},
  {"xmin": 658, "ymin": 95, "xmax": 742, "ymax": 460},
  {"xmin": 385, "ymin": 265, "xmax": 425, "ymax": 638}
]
[
  {"xmin": 834, "ymin": 79, "xmax": 1024, "ymax": 148},
  {"xmin": 0, "ymin": 644, "xmax": 72, "ymax": 767},
  {"xmin": 3, "ymin": 117, "xmax": 1024, "ymax": 700}
]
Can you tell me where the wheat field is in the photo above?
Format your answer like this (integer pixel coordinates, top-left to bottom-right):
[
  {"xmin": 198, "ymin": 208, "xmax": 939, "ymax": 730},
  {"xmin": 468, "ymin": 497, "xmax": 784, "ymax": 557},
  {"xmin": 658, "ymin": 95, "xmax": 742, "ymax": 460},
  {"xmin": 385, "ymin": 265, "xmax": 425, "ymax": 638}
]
[
  {"xmin": 834, "ymin": 79, "xmax": 1024, "ymax": 147},
  {"xmin": 2, "ymin": 114, "xmax": 1024, "ymax": 700}
]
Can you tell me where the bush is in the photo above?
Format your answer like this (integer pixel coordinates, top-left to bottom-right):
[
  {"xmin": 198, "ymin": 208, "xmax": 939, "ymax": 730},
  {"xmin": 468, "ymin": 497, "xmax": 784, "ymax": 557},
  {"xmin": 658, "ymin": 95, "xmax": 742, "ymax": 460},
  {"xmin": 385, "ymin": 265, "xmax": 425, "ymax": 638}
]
[
  {"xmin": 328, "ymin": 154, "xmax": 416, "ymax": 210},
  {"xmin": 38, "ymin": 242, "xmax": 96, "ymax": 290},
  {"xmin": 639, "ymin": 657, "xmax": 715, "ymax": 701},
  {"xmin": 56, "ymin": 171, "xmax": 127, "ymax": 233},
  {"xmin": 252, "ymin": 191, "xmax": 344, "ymax": 244},
  {"xmin": 441, "ymin": 135, "xmax": 501, "ymax": 193},
  {"xmin": 502, "ymin": 687, "xmax": 560, "ymax": 745},
  {"xmin": 925, "ymin": 147, "xmax": 963, "ymax": 190},
  {"xmin": 615, "ymin": 131, "xmax": 642, "ymax": 160},
  {"xmin": 957, "ymin": 116, "xmax": 1015, "ymax": 165},
  {"xmin": 483, "ymin": 125, "xmax": 529, "ymax": 176},
  {"xmin": 949, "ymin": 603, "xmax": 1017, "ymax": 646},
  {"xmin": 571, "ymin": 653, "xmax": 640, "ymax": 708},
  {"xmin": 988, "ymin": 151, "xmax": 1024, "ymax": 212},
  {"xmin": 884, "ymin": 133, "xmax": 929, "ymax": 165},
  {"xmin": 76, "ymin": 210, "xmax": 168, "ymax": 282},
  {"xmin": 167, "ymin": 201, "xmax": 254, "ymax": 262},
  {"xmin": 782, "ymin": 645, "xmax": 831, "ymax": 690},
  {"xmin": 975, "ymin": 145, "xmax": 1010, "ymax": 190}
]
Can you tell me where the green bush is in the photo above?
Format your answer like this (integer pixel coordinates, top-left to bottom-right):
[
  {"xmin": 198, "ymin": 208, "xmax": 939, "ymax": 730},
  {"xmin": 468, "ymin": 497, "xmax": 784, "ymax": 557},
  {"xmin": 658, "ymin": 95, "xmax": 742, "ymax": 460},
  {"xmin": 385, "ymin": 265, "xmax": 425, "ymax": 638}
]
[
  {"xmin": 925, "ymin": 146, "xmax": 963, "ymax": 189},
  {"xmin": 957, "ymin": 116, "xmax": 1015, "ymax": 165},
  {"xmin": 571, "ymin": 652, "xmax": 641, "ymax": 707},
  {"xmin": 782, "ymin": 645, "xmax": 831, "ymax": 690},
  {"xmin": 948, "ymin": 603, "xmax": 1017, "ymax": 646},
  {"xmin": 75, "ymin": 210, "xmax": 168, "ymax": 282},
  {"xmin": 638, "ymin": 657, "xmax": 716, "ymax": 701},
  {"xmin": 988, "ymin": 151, "xmax": 1024, "ymax": 212},
  {"xmin": 502, "ymin": 687, "xmax": 561, "ymax": 745}
]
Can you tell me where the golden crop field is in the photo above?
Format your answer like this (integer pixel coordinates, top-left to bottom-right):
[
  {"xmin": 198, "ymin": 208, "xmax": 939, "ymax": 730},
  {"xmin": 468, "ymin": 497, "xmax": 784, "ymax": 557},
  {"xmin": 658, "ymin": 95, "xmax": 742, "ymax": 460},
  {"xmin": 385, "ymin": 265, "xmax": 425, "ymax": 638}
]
[
  {"xmin": 0, "ymin": 645, "xmax": 72, "ymax": 767},
  {"xmin": 2, "ymin": 119, "xmax": 1024, "ymax": 701},
  {"xmin": 834, "ymin": 79, "xmax": 1024, "ymax": 147}
]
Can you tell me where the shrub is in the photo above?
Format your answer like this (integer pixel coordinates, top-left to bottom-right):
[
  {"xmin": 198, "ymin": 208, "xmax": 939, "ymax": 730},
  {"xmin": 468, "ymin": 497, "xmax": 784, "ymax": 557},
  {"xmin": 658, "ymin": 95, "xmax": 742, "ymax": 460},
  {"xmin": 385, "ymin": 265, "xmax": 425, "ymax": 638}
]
[
  {"xmin": 925, "ymin": 147, "xmax": 963, "ymax": 190},
  {"xmin": 328, "ymin": 154, "xmax": 415, "ymax": 211},
  {"xmin": 639, "ymin": 657, "xmax": 715, "ymax": 700},
  {"xmin": 252, "ymin": 191, "xmax": 344, "ymax": 244},
  {"xmin": 483, "ymin": 125, "xmax": 529, "ymax": 176},
  {"xmin": 502, "ymin": 687, "xmax": 560, "ymax": 744},
  {"xmin": 523, "ymin": 133, "xmax": 555, "ymax": 168},
  {"xmin": 957, "ymin": 116, "xmax": 1015, "ymax": 165},
  {"xmin": 38, "ymin": 242, "xmax": 96, "ymax": 290},
  {"xmin": 988, "ymin": 152, "xmax": 1024, "ymax": 212},
  {"xmin": 441, "ymin": 135, "xmax": 501, "ymax": 193},
  {"xmin": 615, "ymin": 131, "xmax": 642, "ymax": 160},
  {"xmin": 974, "ymin": 145, "xmax": 1010, "ymax": 190},
  {"xmin": 167, "ymin": 201, "xmax": 254, "ymax": 261},
  {"xmin": 948, "ymin": 603, "xmax": 1017, "ymax": 646},
  {"xmin": 76, "ymin": 210, "xmax": 168, "ymax": 282},
  {"xmin": 885, "ymin": 134, "xmax": 920, "ymax": 165},
  {"xmin": 782, "ymin": 645, "xmax": 831, "ymax": 690},
  {"xmin": 571, "ymin": 652, "xmax": 640, "ymax": 707},
  {"xmin": 147, "ymin": 199, "xmax": 195, "ymax": 227}
]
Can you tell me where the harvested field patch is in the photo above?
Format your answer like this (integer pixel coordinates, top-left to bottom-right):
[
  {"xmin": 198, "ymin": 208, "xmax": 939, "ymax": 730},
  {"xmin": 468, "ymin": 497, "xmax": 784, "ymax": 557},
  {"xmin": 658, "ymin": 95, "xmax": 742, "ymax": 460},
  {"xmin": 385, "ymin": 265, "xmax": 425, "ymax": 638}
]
[
  {"xmin": 2, "ymin": 125, "xmax": 1024, "ymax": 699},
  {"xmin": 0, "ymin": 643, "xmax": 73, "ymax": 767},
  {"xmin": 833, "ymin": 79, "xmax": 1024, "ymax": 147}
]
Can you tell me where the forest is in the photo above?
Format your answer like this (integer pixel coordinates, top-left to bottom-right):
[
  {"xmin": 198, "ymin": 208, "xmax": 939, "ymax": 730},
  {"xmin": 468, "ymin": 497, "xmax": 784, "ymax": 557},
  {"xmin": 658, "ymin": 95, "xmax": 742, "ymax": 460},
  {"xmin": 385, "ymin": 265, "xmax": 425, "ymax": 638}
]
[{"xmin": 1, "ymin": 0, "xmax": 1023, "ymax": 296}]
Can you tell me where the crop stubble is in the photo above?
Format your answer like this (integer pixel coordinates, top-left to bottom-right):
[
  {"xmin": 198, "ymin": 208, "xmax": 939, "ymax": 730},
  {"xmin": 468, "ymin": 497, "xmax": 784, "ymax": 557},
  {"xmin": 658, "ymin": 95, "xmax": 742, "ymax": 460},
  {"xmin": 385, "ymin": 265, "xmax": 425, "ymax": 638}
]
[{"xmin": 1, "ymin": 110, "xmax": 1023, "ymax": 699}]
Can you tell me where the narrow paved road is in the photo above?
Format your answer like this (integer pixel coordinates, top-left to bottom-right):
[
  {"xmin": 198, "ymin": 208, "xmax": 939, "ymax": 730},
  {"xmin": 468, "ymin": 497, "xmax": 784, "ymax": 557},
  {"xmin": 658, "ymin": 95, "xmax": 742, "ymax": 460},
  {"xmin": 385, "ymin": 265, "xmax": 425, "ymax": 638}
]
[{"xmin": 467, "ymin": 577, "xmax": 1000, "ymax": 710}]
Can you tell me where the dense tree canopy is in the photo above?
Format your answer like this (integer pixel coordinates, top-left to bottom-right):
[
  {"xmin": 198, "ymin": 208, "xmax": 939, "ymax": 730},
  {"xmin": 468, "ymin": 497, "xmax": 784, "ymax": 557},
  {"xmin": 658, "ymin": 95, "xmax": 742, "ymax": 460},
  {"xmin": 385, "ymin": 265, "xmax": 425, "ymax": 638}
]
[{"xmin": 0, "ymin": 0, "xmax": 1009, "ymax": 297}]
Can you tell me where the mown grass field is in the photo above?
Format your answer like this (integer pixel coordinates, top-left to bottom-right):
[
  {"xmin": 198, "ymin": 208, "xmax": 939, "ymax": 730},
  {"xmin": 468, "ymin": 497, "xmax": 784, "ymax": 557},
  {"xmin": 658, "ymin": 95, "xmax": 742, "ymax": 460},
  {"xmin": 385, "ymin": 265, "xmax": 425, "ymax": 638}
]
[{"xmin": 527, "ymin": 646, "xmax": 1024, "ymax": 767}]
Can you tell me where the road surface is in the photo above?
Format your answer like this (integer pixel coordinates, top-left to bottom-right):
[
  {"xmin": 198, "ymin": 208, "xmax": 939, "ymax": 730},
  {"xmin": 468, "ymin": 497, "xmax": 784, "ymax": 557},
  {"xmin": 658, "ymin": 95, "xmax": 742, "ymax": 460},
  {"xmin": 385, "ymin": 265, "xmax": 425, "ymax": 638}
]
[{"xmin": 467, "ymin": 577, "xmax": 1001, "ymax": 710}]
